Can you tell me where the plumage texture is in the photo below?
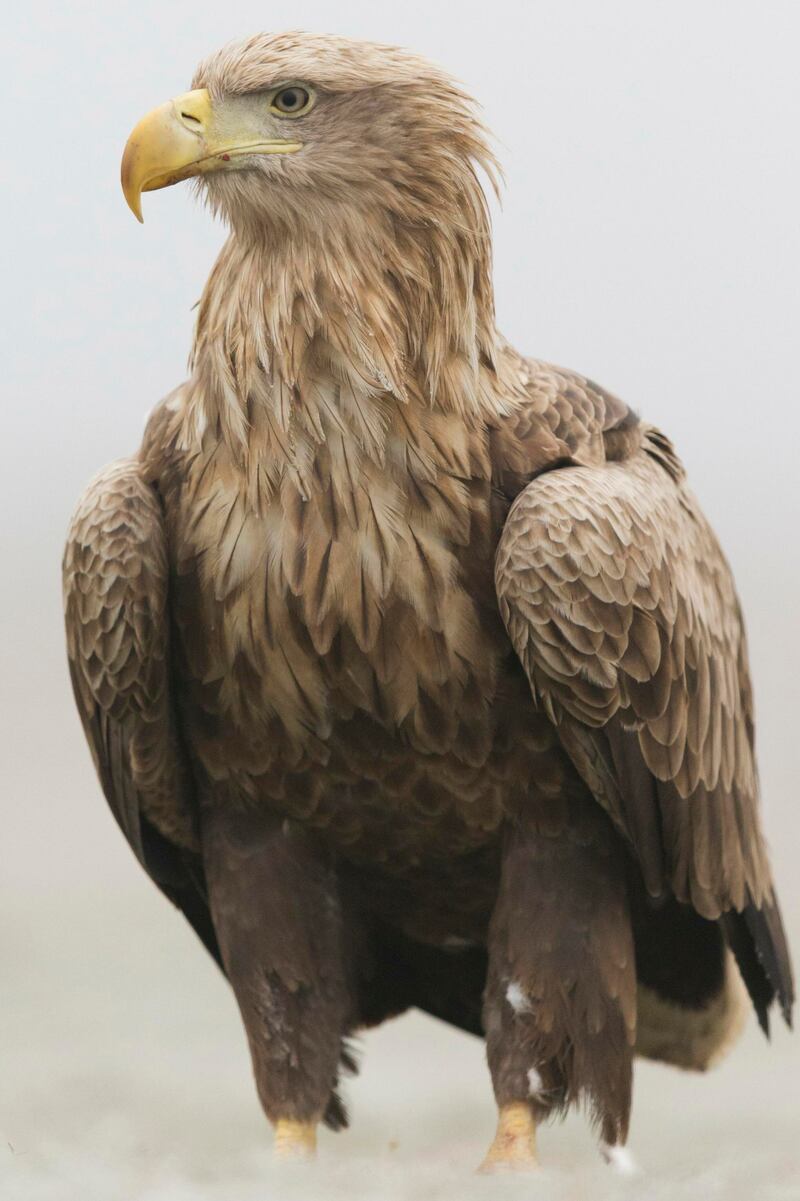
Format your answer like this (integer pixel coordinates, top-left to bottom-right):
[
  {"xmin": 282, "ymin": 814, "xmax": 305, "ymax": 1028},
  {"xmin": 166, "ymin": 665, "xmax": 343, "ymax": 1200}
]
[
  {"xmin": 496, "ymin": 438, "xmax": 767, "ymax": 919},
  {"xmin": 64, "ymin": 31, "xmax": 792, "ymax": 1152}
]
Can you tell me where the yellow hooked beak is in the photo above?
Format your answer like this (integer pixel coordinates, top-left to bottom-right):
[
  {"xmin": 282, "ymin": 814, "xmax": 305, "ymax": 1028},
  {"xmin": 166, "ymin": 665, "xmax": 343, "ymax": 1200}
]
[{"xmin": 120, "ymin": 88, "xmax": 302, "ymax": 222}]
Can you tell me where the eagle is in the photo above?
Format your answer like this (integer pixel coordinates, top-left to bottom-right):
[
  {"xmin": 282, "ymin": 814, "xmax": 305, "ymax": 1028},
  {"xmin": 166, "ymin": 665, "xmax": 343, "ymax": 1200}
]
[{"xmin": 63, "ymin": 31, "xmax": 793, "ymax": 1172}]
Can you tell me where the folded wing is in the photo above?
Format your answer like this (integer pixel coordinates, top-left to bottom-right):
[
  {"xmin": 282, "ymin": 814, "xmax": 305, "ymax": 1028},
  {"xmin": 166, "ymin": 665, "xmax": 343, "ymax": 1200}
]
[
  {"xmin": 63, "ymin": 460, "xmax": 221, "ymax": 966},
  {"xmin": 495, "ymin": 433, "xmax": 793, "ymax": 1029}
]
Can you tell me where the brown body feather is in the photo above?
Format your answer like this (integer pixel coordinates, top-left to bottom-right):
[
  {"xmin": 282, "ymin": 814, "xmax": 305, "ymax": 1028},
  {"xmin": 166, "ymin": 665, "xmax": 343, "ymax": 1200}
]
[{"xmin": 64, "ymin": 32, "xmax": 792, "ymax": 1152}]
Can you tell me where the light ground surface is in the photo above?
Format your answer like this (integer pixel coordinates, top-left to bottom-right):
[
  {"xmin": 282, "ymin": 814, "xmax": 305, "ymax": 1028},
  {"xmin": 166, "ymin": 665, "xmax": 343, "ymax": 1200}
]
[{"xmin": 2, "ymin": 890, "xmax": 798, "ymax": 1201}]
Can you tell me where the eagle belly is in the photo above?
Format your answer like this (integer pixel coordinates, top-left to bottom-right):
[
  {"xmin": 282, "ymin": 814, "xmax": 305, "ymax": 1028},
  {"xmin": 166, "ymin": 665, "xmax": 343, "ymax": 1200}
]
[{"xmin": 161, "ymin": 429, "xmax": 571, "ymax": 940}]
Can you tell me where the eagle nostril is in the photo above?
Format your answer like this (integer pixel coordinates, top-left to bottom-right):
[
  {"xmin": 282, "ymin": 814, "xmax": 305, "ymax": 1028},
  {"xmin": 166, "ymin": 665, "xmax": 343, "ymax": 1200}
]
[{"xmin": 181, "ymin": 112, "xmax": 203, "ymax": 128}]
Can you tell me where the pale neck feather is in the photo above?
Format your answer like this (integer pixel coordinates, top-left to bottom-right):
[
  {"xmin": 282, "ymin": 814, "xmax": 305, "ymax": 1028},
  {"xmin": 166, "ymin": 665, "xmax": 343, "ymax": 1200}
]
[{"xmin": 179, "ymin": 182, "xmax": 517, "ymax": 500}]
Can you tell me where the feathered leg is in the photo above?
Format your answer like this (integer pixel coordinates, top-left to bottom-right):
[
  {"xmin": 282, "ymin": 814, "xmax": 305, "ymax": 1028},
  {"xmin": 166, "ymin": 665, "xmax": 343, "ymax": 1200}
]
[
  {"xmin": 201, "ymin": 804, "xmax": 356, "ymax": 1159},
  {"xmin": 481, "ymin": 788, "xmax": 637, "ymax": 1171}
]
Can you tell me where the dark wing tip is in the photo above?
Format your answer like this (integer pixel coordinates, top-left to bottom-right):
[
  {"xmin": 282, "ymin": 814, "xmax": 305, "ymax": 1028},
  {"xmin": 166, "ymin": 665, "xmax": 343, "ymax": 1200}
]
[{"xmin": 722, "ymin": 896, "xmax": 794, "ymax": 1038}]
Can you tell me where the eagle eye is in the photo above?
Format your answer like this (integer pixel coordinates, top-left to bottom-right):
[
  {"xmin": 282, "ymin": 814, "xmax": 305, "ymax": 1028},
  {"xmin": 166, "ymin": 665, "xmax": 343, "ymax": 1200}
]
[{"xmin": 270, "ymin": 86, "xmax": 313, "ymax": 117}]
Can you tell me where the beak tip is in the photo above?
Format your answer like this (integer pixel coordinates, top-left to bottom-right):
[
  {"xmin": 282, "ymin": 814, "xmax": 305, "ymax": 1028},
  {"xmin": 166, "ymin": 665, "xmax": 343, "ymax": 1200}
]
[{"xmin": 122, "ymin": 182, "xmax": 144, "ymax": 222}]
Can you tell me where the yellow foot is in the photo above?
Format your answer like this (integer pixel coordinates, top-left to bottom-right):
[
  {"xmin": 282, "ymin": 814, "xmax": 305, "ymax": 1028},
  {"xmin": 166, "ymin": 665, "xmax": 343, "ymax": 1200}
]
[
  {"xmin": 477, "ymin": 1102, "xmax": 538, "ymax": 1173},
  {"xmin": 273, "ymin": 1118, "xmax": 318, "ymax": 1161}
]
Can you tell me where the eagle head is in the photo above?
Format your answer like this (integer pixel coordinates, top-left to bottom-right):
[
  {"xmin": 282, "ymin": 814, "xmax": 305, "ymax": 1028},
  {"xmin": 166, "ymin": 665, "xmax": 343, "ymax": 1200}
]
[{"xmin": 120, "ymin": 31, "xmax": 496, "ymax": 237}]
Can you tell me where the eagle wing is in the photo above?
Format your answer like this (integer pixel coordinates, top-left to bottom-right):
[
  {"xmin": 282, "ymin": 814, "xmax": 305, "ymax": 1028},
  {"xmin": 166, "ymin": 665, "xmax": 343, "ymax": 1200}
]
[
  {"xmin": 495, "ymin": 431, "xmax": 793, "ymax": 1030},
  {"xmin": 63, "ymin": 460, "xmax": 222, "ymax": 967}
]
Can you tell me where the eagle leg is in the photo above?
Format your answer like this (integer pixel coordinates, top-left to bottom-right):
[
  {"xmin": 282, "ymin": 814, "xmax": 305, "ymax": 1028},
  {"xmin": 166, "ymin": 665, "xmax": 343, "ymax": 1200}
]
[
  {"xmin": 482, "ymin": 789, "xmax": 637, "ymax": 1165},
  {"xmin": 477, "ymin": 1102, "xmax": 537, "ymax": 1173},
  {"xmin": 200, "ymin": 802, "xmax": 356, "ymax": 1154},
  {"xmin": 273, "ymin": 1118, "xmax": 318, "ymax": 1161}
]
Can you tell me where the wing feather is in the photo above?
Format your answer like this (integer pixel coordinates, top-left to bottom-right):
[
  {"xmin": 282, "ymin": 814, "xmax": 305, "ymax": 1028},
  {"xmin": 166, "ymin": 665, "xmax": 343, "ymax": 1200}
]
[
  {"xmin": 496, "ymin": 437, "xmax": 793, "ymax": 1027},
  {"xmin": 63, "ymin": 460, "xmax": 222, "ymax": 968}
]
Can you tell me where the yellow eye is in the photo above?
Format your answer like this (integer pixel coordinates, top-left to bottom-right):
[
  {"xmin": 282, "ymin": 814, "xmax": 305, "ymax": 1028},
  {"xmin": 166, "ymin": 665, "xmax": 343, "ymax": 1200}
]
[{"xmin": 270, "ymin": 86, "xmax": 313, "ymax": 116}]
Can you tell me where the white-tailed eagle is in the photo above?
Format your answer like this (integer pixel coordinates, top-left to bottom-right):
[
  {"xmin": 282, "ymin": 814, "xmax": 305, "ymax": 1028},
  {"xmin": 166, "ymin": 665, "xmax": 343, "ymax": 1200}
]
[{"xmin": 63, "ymin": 32, "xmax": 792, "ymax": 1171}]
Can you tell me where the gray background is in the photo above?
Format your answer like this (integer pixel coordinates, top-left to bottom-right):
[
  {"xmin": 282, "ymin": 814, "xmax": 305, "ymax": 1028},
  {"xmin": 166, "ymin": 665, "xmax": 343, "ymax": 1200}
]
[{"xmin": 2, "ymin": 1, "xmax": 798, "ymax": 1198}]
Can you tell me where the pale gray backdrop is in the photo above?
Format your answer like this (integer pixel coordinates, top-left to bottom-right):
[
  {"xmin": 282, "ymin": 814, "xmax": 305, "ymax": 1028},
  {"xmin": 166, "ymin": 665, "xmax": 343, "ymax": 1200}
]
[{"xmin": 2, "ymin": 2, "xmax": 798, "ymax": 1199}]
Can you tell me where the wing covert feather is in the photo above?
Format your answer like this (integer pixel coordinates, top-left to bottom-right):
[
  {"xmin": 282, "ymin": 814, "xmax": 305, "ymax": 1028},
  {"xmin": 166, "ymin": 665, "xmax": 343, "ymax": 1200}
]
[
  {"xmin": 496, "ymin": 439, "xmax": 792, "ymax": 1025},
  {"xmin": 496, "ymin": 447, "xmax": 768, "ymax": 913},
  {"xmin": 63, "ymin": 461, "xmax": 220, "ymax": 964},
  {"xmin": 64, "ymin": 460, "xmax": 196, "ymax": 852}
]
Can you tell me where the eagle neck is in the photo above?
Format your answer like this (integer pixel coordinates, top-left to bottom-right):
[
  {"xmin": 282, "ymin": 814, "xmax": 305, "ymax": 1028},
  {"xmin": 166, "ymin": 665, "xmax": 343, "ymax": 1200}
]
[{"xmin": 184, "ymin": 206, "xmax": 502, "ymax": 486}]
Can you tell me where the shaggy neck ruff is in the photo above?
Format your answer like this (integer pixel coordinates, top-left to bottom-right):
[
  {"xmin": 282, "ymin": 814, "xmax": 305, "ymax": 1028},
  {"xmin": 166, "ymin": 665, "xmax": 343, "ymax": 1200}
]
[{"xmin": 181, "ymin": 161, "xmax": 507, "ymax": 492}]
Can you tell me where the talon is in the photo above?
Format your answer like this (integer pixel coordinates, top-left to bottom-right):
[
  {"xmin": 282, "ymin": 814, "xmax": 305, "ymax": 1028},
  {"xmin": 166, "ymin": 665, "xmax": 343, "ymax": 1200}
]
[
  {"xmin": 477, "ymin": 1102, "xmax": 538, "ymax": 1173},
  {"xmin": 273, "ymin": 1118, "xmax": 318, "ymax": 1161}
]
